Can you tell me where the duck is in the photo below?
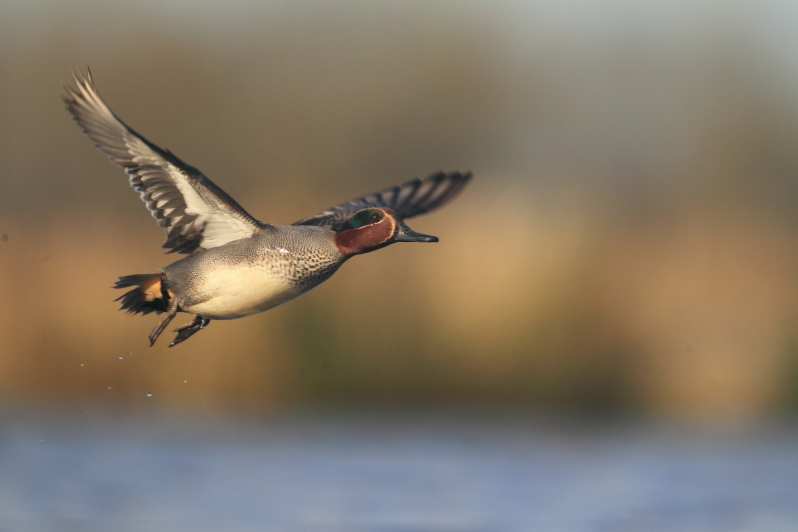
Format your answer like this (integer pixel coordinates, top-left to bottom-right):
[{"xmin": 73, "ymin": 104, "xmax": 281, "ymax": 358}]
[{"xmin": 63, "ymin": 70, "xmax": 472, "ymax": 347}]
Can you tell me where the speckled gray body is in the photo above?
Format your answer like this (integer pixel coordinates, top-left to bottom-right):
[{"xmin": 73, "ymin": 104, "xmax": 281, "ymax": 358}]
[
  {"xmin": 63, "ymin": 70, "xmax": 473, "ymax": 346},
  {"xmin": 161, "ymin": 225, "xmax": 346, "ymax": 320}
]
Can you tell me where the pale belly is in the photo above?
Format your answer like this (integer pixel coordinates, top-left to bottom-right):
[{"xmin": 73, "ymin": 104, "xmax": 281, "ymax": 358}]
[{"xmin": 181, "ymin": 265, "xmax": 304, "ymax": 320}]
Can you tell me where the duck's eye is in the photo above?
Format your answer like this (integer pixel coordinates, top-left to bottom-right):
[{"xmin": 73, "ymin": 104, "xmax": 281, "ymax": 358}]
[{"xmin": 339, "ymin": 210, "xmax": 384, "ymax": 232}]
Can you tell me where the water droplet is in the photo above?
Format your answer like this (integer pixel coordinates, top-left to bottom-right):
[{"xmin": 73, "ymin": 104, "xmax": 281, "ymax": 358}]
[
  {"xmin": 118, "ymin": 357, "xmax": 123, "ymax": 360},
  {"xmin": 146, "ymin": 393, "xmax": 153, "ymax": 397},
  {"xmin": 80, "ymin": 364, "xmax": 84, "ymax": 367},
  {"xmin": 129, "ymin": 352, "xmax": 133, "ymax": 355},
  {"xmin": 183, "ymin": 380, "xmax": 187, "ymax": 383},
  {"xmin": 107, "ymin": 387, "xmax": 112, "ymax": 390}
]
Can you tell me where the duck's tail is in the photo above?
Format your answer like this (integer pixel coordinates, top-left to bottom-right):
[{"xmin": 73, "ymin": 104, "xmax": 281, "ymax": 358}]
[{"xmin": 113, "ymin": 273, "xmax": 170, "ymax": 315}]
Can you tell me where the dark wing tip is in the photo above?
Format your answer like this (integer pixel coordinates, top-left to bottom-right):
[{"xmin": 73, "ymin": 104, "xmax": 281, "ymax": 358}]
[
  {"xmin": 291, "ymin": 169, "xmax": 473, "ymax": 228},
  {"xmin": 394, "ymin": 169, "xmax": 473, "ymax": 219}
]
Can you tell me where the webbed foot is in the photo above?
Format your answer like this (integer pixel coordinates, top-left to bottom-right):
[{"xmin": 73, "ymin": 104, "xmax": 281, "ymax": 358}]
[{"xmin": 168, "ymin": 316, "xmax": 211, "ymax": 347}]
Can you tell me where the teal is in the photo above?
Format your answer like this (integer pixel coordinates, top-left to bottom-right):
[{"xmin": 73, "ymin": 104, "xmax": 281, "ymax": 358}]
[{"xmin": 64, "ymin": 70, "xmax": 472, "ymax": 346}]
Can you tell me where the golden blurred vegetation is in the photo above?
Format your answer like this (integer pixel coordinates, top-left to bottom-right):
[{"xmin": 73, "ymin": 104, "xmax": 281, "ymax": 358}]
[{"xmin": 2, "ymin": 1, "xmax": 798, "ymax": 422}]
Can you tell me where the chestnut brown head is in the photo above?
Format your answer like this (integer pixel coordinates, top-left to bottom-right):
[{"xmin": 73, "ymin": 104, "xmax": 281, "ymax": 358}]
[{"xmin": 333, "ymin": 208, "xmax": 438, "ymax": 257}]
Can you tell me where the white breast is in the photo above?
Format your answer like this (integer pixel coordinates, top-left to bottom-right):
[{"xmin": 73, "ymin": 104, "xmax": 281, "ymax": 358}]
[{"xmin": 182, "ymin": 264, "xmax": 302, "ymax": 320}]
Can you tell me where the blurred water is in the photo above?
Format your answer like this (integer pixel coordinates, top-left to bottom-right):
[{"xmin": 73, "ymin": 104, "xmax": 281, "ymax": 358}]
[{"xmin": 0, "ymin": 411, "xmax": 796, "ymax": 532}]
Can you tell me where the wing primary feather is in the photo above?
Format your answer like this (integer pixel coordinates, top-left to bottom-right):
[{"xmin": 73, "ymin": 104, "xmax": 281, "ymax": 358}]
[
  {"xmin": 64, "ymin": 68, "xmax": 264, "ymax": 254},
  {"xmin": 292, "ymin": 170, "xmax": 472, "ymax": 229}
]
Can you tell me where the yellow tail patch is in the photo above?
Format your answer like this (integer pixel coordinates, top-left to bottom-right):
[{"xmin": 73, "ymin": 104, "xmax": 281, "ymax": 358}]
[{"xmin": 140, "ymin": 275, "xmax": 162, "ymax": 302}]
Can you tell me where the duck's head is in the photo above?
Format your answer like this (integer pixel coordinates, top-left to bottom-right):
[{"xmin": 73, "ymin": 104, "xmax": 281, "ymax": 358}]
[{"xmin": 333, "ymin": 207, "xmax": 438, "ymax": 257}]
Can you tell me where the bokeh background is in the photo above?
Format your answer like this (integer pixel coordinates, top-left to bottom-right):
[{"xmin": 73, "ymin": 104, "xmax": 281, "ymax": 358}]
[
  {"xmin": 4, "ymin": 0, "xmax": 798, "ymax": 529},
  {"xmin": 4, "ymin": 0, "xmax": 798, "ymax": 422}
]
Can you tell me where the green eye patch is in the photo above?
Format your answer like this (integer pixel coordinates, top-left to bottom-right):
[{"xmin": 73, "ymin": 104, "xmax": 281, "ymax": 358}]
[{"xmin": 339, "ymin": 209, "xmax": 383, "ymax": 231}]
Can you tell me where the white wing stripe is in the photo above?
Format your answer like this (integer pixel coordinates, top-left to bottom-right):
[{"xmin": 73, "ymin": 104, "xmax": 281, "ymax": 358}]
[{"xmin": 64, "ymin": 69, "xmax": 263, "ymax": 254}]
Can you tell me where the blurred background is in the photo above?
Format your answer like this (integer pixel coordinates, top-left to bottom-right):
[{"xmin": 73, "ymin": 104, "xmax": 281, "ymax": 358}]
[{"xmin": 2, "ymin": 0, "xmax": 798, "ymax": 530}]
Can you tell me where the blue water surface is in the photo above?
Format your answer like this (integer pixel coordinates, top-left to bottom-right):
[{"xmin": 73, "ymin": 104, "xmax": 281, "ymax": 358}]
[{"xmin": 0, "ymin": 410, "xmax": 796, "ymax": 532}]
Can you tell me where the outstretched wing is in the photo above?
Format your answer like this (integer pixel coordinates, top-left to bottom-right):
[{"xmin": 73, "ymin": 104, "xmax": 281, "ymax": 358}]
[
  {"xmin": 292, "ymin": 171, "xmax": 472, "ymax": 230},
  {"xmin": 63, "ymin": 69, "xmax": 263, "ymax": 254}
]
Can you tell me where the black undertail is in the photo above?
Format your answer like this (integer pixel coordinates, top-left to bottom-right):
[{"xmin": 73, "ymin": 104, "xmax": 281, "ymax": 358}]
[{"xmin": 113, "ymin": 273, "xmax": 170, "ymax": 315}]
